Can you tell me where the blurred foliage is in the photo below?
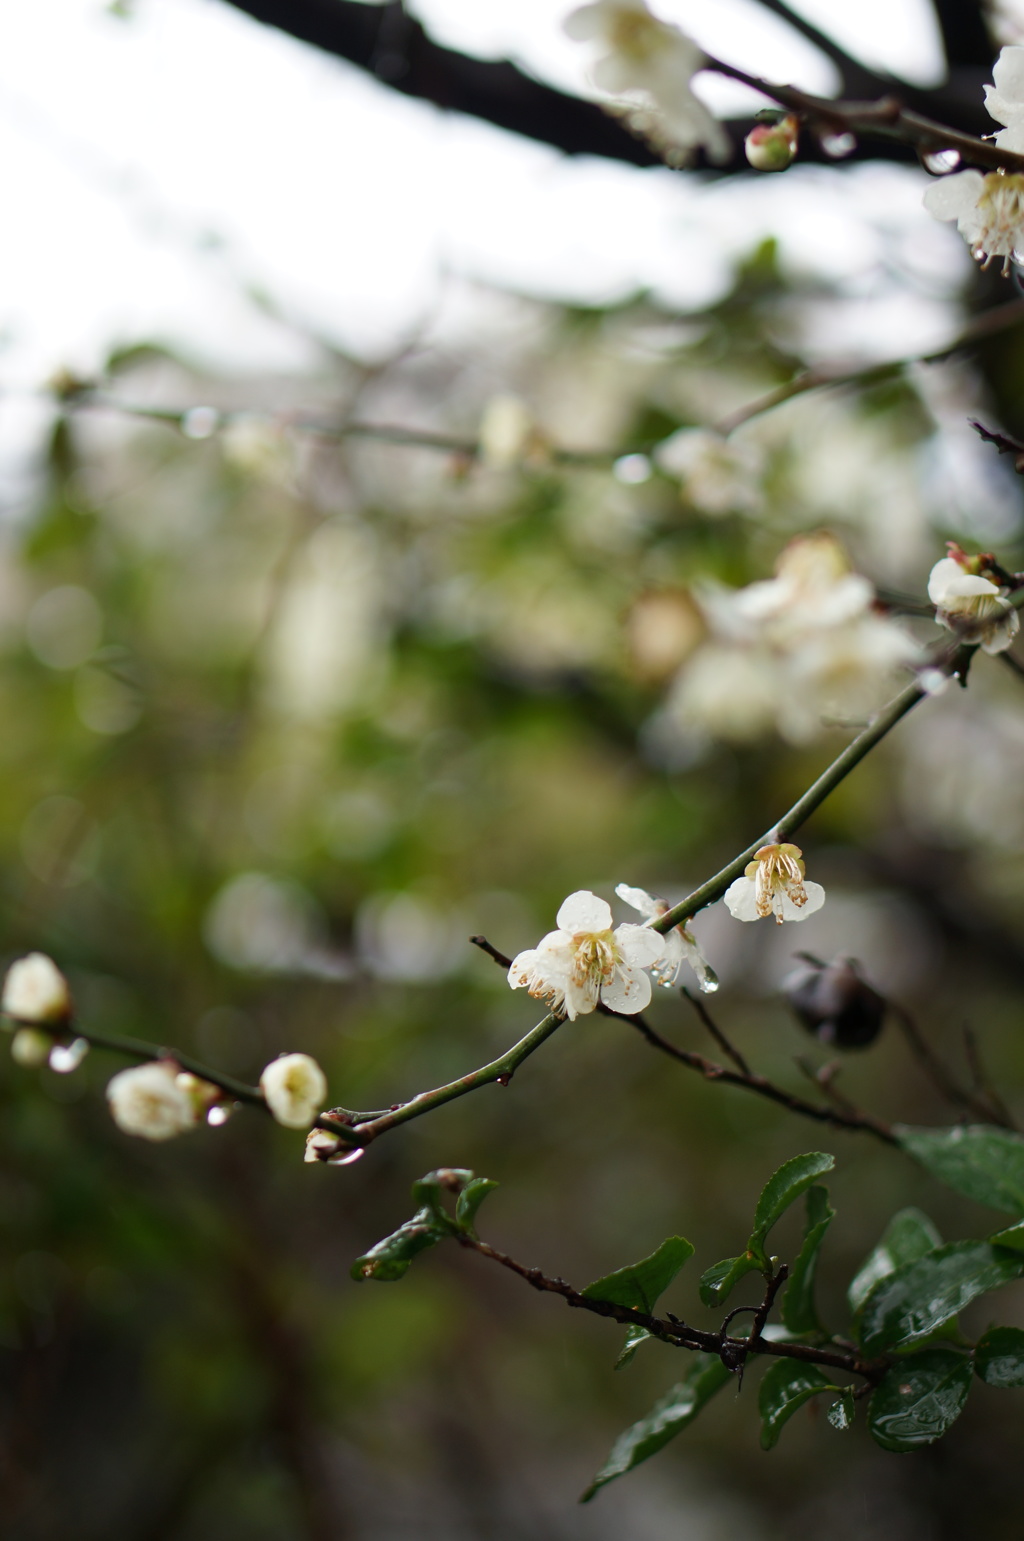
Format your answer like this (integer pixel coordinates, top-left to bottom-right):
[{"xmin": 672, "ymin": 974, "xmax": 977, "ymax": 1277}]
[{"xmin": 4, "ymin": 237, "xmax": 1024, "ymax": 1539}]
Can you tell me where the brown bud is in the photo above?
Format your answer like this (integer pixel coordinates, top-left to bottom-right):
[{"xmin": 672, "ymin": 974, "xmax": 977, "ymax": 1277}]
[{"xmin": 781, "ymin": 955, "xmax": 886, "ymax": 1050}]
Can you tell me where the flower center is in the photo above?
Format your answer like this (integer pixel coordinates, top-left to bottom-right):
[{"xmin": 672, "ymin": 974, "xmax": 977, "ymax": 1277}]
[
  {"xmin": 973, "ymin": 173, "xmax": 1024, "ymax": 268},
  {"xmin": 749, "ymin": 842, "xmax": 808, "ymax": 920},
  {"xmin": 571, "ymin": 929, "xmax": 619, "ymax": 986}
]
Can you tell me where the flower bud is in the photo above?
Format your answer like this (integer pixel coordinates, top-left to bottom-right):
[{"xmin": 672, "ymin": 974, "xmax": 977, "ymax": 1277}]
[
  {"xmin": 782, "ymin": 955, "xmax": 886, "ymax": 1049},
  {"xmin": 107, "ymin": 1061, "xmax": 199, "ymax": 1141},
  {"xmin": 2, "ymin": 953, "xmax": 72, "ymax": 1025},
  {"xmin": 260, "ymin": 1053, "xmax": 328, "ymax": 1129},
  {"xmin": 744, "ymin": 115, "xmax": 799, "ymax": 172},
  {"xmin": 11, "ymin": 1028, "xmax": 54, "ymax": 1067}
]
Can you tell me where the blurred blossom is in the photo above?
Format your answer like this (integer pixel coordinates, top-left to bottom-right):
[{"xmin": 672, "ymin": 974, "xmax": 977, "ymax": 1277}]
[
  {"xmin": 927, "ymin": 547, "xmax": 1020, "ymax": 654},
  {"xmin": 26, "ymin": 586, "xmax": 102, "ymax": 670},
  {"xmin": 356, "ymin": 892, "xmax": 466, "ymax": 983},
  {"xmin": 626, "ymin": 589, "xmax": 704, "ymax": 682},
  {"xmin": 654, "ymin": 427, "xmax": 763, "ymax": 515},
  {"xmin": 477, "ymin": 394, "xmax": 541, "ymax": 469},
  {"xmin": 901, "ymin": 694, "xmax": 1024, "ymax": 851},
  {"xmin": 204, "ymin": 872, "xmax": 351, "ymax": 979},
  {"xmin": 106, "ymin": 1061, "xmax": 199, "ymax": 1141},
  {"xmin": 220, "ymin": 415, "xmax": 296, "ymax": 485},
  {"xmin": 1, "ymin": 954, "xmax": 72, "ymax": 1026},
  {"xmin": 663, "ymin": 533, "xmax": 918, "ymax": 744},
  {"xmin": 11, "ymin": 1029, "xmax": 54, "ymax": 1068},
  {"xmin": 563, "ymin": 0, "xmax": 730, "ymax": 165}
]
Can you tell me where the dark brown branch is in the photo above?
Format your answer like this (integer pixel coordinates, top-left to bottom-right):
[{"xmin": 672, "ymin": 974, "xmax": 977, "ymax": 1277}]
[
  {"xmin": 681, "ymin": 987, "xmax": 751, "ymax": 1074},
  {"xmin": 457, "ymin": 1235, "xmax": 884, "ymax": 1381}
]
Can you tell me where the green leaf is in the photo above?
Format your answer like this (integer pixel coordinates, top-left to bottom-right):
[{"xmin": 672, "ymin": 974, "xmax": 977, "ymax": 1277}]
[
  {"xmin": 614, "ymin": 1325, "xmax": 651, "ymax": 1370},
  {"xmin": 827, "ymin": 1390, "xmax": 855, "ymax": 1431},
  {"xmin": 455, "ymin": 1177, "xmax": 499, "ymax": 1234},
  {"xmin": 583, "ymin": 1236, "xmax": 694, "ymax": 1314},
  {"xmin": 410, "ymin": 1168, "xmax": 473, "ymax": 1225},
  {"xmin": 699, "ymin": 1253, "xmax": 760, "ymax": 1309},
  {"xmin": 758, "ymin": 1359, "xmax": 836, "ymax": 1450},
  {"xmin": 868, "ymin": 1350, "xmax": 972, "ymax": 1451},
  {"xmin": 858, "ymin": 1241, "xmax": 1024, "ymax": 1355},
  {"xmin": 782, "ymin": 1185, "xmax": 834, "ymax": 1336},
  {"xmin": 748, "ymin": 1152, "xmax": 835, "ymax": 1267},
  {"xmin": 581, "ymin": 1354, "xmax": 732, "ymax": 1501},
  {"xmin": 897, "ymin": 1124, "xmax": 1024, "ymax": 1216},
  {"xmin": 974, "ymin": 1326, "xmax": 1024, "ymax": 1387},
  {"xmin": 350, "ymin": 1210, "xmax": 448, "ymax": 1282},
  {"xmin": 848, "ymin": 1208, "xmax": 942, "ymax": 1314},
  {"xmin": 989, "ymin": 1220, "xmax": 1024, "ymax": 1252}
]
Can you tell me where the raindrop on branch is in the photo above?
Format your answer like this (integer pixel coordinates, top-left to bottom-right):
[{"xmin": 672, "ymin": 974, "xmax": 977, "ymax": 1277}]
[{"xmin": 922, "ymin": 148, "xmax": 961, "ymax": 175}]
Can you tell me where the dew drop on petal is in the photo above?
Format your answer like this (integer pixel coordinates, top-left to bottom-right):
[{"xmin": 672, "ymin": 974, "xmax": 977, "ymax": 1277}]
[
  {"xmin": 821, "ymin": 131, "xmax": 856, "ymax": 158},
  {"xmin": 922, "ymin": 148, "xmax": 961, "ymax": 174},
  {"xmin": 49, "ymin": 1037, "xmax": 89, "ymax": 1073},
  {"xmin": 181, "ymin": 406, "xmax": 220, "ymax": 440}
]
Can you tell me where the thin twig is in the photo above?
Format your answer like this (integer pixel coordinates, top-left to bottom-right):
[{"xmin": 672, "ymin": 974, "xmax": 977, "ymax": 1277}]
[
  {"xmin": 890, "ymin": 1004, "xmax": 1013, "ymax": 1128},
  {"xmin": 681, "ymin": 987, "xmax": 751, "ymax": 1074},
  {"xmin": 963, "ymin": 1024, "xmax": 1016, "ymax": 1130},
  {"xmin": 794, "ymin": 1057, "xmax": 861, "ymax": 1119}
]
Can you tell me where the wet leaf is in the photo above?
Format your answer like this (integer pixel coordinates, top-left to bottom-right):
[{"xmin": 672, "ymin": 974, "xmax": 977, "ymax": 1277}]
[
  {"xmin": 699, "ymin": 1252, "xmax": 760, "ymax": 1309},
  {"xmin": 848, "ymin": 1207, "xmax": 942, "ymax": 1313},
  {"xmin": 615, "ymin": 1324, "xmax": 651, "ymax": 1370},
  {"xmin": 583, "ymin": 1236, "xmax": 694, "ymax": 1314},
  {"xmin": 827, "ymin": 1389, "xmax": 855, "ymax": 1430},
  {"xmin": 455, "ymin": 1177, "xmax": 499, "ymax": 1234},
  {"xmin": 758, "ymin": 1358, "xmax": 836, "ymax": 1449},
  {"xmin": 749, "ymin": 1152, "xmax": 835, "ymax": 1267},
  {"xmin": 897, "ymin": 1125, "xmax": 1024, "ymax": 1216},
  {"xmin": 581, "ymin": 1354, "xmax": 732, "ymax": 1500},
  {"xmin": 782, "ymin": 1185, "xmax": 834, "ymax": 1336},
  {"xmin": 868, "ymin": 1350, "xmax": 972, "ymax": 1451},
  {"xmin": 858, "ymin": 1241, "xmax": 1023, "ymax": 1355},
  {"xmin": 974, "ymin": 1326, "xmax": 1024, "ymax": 1387},
  {"xmin": 350, "ymin": 1211, "xmax": 448, "ymax": 1282}
]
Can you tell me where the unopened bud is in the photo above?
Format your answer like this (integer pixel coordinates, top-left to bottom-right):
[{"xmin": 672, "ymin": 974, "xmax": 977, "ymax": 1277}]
[
  {"xmin": 11, "ymin": 1028, "xmax": 53, "ymax": 1067},
  {"xmin": 260, "ymin": 1052, "xmax": 327, "ymax": 1129},
  {"xmin": 744, "ymin": 115, "xmax": 799, "ymax": 173},
  {"xmin": 782, "ymin": 955, "xmax": 886, "ymax": 1049}
]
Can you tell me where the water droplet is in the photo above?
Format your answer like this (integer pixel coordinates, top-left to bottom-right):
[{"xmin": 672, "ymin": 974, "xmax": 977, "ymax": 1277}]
[
  {"xmin": 330, "ymin": 1144, "xmax": 365, "ymax": 1166},
  {"xmin": 207, "ymin": 1103, "xmax": 233, "ymax": 1126},
  {"xmin": 181, "ymin": 406, "xmax": 220, "ymax": 440},
  {"xmin": 923, "ymin": 148, "xmax": 960, "ymax": 174},
  {"xmin": 918, "ymin": 667, "xmax": 949, "ymax": 697},
  {"xmin": 821, "ymin": 131, "xmax": 856, "ymax": 159},
  {"xmin": 699, "ymin": 972, "xmax": 720, "ymax": 995},
  {"xmin": 49, "ymin": 1037, "xmax": 89, "ymax": 1073},
  {"xmin": 613, "ymin": 453, "xmax": 652, "ymax": 485}
]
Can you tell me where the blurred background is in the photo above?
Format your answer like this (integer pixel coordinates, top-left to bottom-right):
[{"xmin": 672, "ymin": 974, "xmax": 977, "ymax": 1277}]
[{"xmin": 4, "ymin": 1, "xmax": 1024, "ymax": 1536}]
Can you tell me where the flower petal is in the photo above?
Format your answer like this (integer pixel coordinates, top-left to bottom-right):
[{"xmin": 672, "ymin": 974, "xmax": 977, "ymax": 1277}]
[
  {"xmin": 601, "ymin": 965, "xmax": 652, "ymax": 1014},
  {"xmin": 614, "ymin": 922, "xmax": 666, "ymax": 967},
  {"xmin": 562, "ymin": 2, "xmax": 604, "ymax": 42},
  {"xmin": 981, "ymin": 607, "xmax": 1020, "ymax": 654},
  {"xmin": 922, "ymin": 170, "xmax": 984, "ymax": 223},
  {"xmin": 781, "ymin": 881, "xmax": 825, "ymax": 922},
  {"xmin": 556, "ymin": 890, "xmax": 613, "ymax": 933},
  {"xmin": 724, "ymin": 875, "xmax": 760, "ymax": 921},
  {"xmin": 927, "ymin": 556, "xmax": 966, "ymax": 604},
  {"xmin": 508, "ymin": 949, "xmax": 538, "ymax": 989},
  {"xmin": 615, "ymin": 882, "xmax": 659, "ymax": 919},
  {"xmin": 564, "ymin": 977, "xmax": 599, "ymax": 1019}
]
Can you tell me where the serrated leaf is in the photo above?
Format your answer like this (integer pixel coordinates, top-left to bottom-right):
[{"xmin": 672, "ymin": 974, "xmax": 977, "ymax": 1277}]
[
  {"xmin": 827, "ymin": 1390, "xmax": 855, "ymax": 1430},
  {"xmin": 848, "ymin": 1207, "xmax": 942, "ymax": 1314},
  {"xmin": 581, "ymin": 1354, "xmax": 732, "ymax": 1500},
  {"xmin": 583, "ymin": 1236, "xmax": 694, "ymax": 1315},
  {"xmin": 758, "ymin": 1358, "xmax": 836, "ymax": 1449},
  {"xmin": 699, "ymin": 1252, "xmax": 760, "ymax": 1309},
  {"xmin": 615, "ymin": 1324, "xmax": 651, "ymax": 1370},
  {"xmin": 748, "ymin": 1152, "xmax": 835, "ymax": 1267},
  {"xmin": 974, "ymin": 1326, "xmax": 1024, "ymax": 1387},
  {"xmin": 897, "ymin": 1125, "xmax": 1024, "ymax": 1216},
  {"xmin": 782, "ymin": 1185, "xmax": 834, "ymax": 1336},
  {"xmin": 858, "ymin": 1241, "xmax": 1024, "ymax": 1355},
  {"xmin": 868, "ymin": 1350, "xmax": 972, "ymax": 1451},
  {"xmin": 455, "ymin": 1177, "xmax": 499, "ymax": 1234},
  {"xmin": 411, "ymin": 1169, "xmax": 473, "ymax": 1225},
  {"xmin": 350, "ymin": 1210, "xmax": 448, "ymax": 1282},
  {"xmin": 989, "ymin": 1220, "xmax": 1024, "ymax": 1252}
]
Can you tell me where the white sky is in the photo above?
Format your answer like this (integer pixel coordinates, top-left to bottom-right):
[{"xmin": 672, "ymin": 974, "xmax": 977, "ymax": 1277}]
[{"xmin": 0, "ymin": 0, "xmax": 975, "ymax": 402}]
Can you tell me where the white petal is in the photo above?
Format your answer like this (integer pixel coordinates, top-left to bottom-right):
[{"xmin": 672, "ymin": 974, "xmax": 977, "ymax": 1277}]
[
  {"xmin": 927, "ymin": 556, "xmax": 966, "ymax": 604},
  {"xmin": 987, "ymin": 48, "xmax": 1024, "ymax": 123},
  {"xmin": 601, "ymin": 965, "xmax": 652, "ymax": 1014},
  {"xmin": 994, "ymin": 123, "xmax": 1024, "ymax": 154},
  {"xmin": 922, "ymin": 171, "xmax": 984, "ymax": 223},
  {"xmin": 724, "ymin": 876, "xmax": 760, "ymax": 921},
  {"xmin": 534, "ymin": 930, "xmax": 574, "ymax": 965},
  {"xmin": 781, "ymin": 881, "xmax": 826, "ymax": 922},
  {"xmin": 556, "ymin": 890, "xmax": 613, "ymax": 933},
  {"xmin": 941, "ymin": 573, "xmax": 1002, "ymax": 600},
  {"xmin": 562, "ymin": 3, "xmax": 604, "ymax": 42},
  {"xmin": 564, "ymin": 977, "xmax": 599, "ymax": 1019},
  {"xmin": 508, "ymin": 949, "xmax": 538, "ymax": 989},
  {"xmin": 615, "ymin": 883, "xmax": 659, "ymax": 919},
  {"xmin": 981, "ymin": 608, "xmax": 1020, "ymax": 654},
  {"xmin": 614, "ymin": 922, "xmax": 666, "ymax": 968}
]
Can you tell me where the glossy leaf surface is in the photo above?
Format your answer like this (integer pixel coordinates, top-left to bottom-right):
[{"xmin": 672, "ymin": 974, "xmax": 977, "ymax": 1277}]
[
  {"xmin": 848, "ymin": 1207, "xmax": 942, "ymax": 1313},
  {"xmin": 858, "ymin": 1241, "xmax": 1023, "ymax": 1355},
  {"xmin": 455, "ymin": 1177, "xmax": 499, "ymax": 1234},
  {"xmin": 583, "ymin": 1236, "xmax": 694, "ymax": 1314},
  {"xmin": 974, "ymin": 1326, "xmax": 1024, "ymax": 1387},
  {"xmin": 868, "ymin": 1350, "xmax": 972, "ymax": 1451},
  {"xmin": 581, "ymin": 1354, "xmax": 732, "ymax": 1500},
  {"xmin": 614, "ymin": 1324, "xmax": 652, "ymax": 1370},
  {"xmin": 758, "ymin": 1358, "xmax": 835, "ymax": 1449},
  {"xmin": 351, "ymin": 1210, "xmax": 448, "ymax": 1282},
  {"xmin": 699, "ymin": 1252, "xmax": 760, "ymax": 1309},
  {"xmin": 782, "ymin": 1184, "xmax": 834, "ymax": 1335},
  {"xmin": 897, "ymin": 1125, "xmax": 1024, "ymax": 1215},
  {"xmin": 749, "ymin": 1152, "xmax": 835, "ymax": 1265}
]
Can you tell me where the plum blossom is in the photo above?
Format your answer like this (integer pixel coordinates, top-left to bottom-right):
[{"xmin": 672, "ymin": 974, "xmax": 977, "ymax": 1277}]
[
  {"xmin": 724, "ymin": 843, "xmax": 825, "ymax": 925},
  {"xmin": 107, "ymin": 1062, "xmax": 202, "ymax": 1141},
  {"xmin": 260, "ymin": 1052, "xmax": 328, "ymax": 1128},
  {"xmin": 615, "ymin": 883, "xmax": 718, "ymax": 993},
  {"xmin": 923, "ymin": 46, "xmax": 1024, "ymax": 271},
  {"xmin": 508, "ymin": 890, "xmax": 665, "ymax": 1019},
  {"xmin": 654, "ymin": 428, "xmax": 762, "ymax": 515},
  {"xmin": 563, "ymin": 1, "xmax": 730, "ymax": 164},
  {"xmin": 928, "ymin": 546, "xmax": 1020, "ymax": 654},
  {"xmin": 2, "ymin": 953, "xmax": 72, "ymax": 1025}
]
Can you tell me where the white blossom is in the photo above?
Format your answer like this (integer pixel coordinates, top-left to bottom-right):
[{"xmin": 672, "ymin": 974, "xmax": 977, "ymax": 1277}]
[
  {"xmin": 927, "ymin": 550, "xmax": 1020, "ymax": 654},
  {"xmin": 985, "ymin": 45, "xmax": 1024, "ymax": 149},
  {"xmin": 563, "ymin": 1, "xmax": 730, "ymax": 164},
  {"xmin": 260, "ymin": 1052, "xmax": 328, "ymax": 1128},
  {"xmin": 107, "ymin": 1062, "xmax": 200, "ymax": 1141},
  {"xmin": 654, "ymin": 428, "xmax": 762, "ymax": 515},
  {"xmin": 2, "ymin": 953, "xmax": 72, "ymax": 1024},
  {"xmin": 508, "ymin": 889, "xmax": 665, "ymax": 1019},
  {"xmin": 725, "ymin": 842, "xmax": 825, "ymax": 925},
  {"xmin": 478, "ymin": 395, "xmax": 540, "ymax": 469},
  {"xmin": 615, "ymin": 883, "xmax": 718, "ymax": 992}
]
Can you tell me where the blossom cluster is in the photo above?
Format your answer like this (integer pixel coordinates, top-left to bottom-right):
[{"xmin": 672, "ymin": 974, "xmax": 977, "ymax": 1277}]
[{"xmin": 662, "ymin": 532, "xmax": 919, "ymax": 745}]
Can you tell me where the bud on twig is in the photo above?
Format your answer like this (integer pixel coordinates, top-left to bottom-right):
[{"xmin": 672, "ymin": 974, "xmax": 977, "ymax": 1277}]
[
  {"xmin": 782, "ymin": 955, "xmax": 886, "ymax": 1049},
  {"xmin": 745, "ymin": 114, "xmax": 799, "ymax": 172}
]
